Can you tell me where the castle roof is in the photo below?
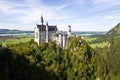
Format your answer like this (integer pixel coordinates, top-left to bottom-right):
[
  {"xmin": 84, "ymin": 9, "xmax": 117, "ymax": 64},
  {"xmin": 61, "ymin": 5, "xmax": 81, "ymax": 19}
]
[{"xmin": 37, "ymin": 24, "xmax": 57, "ymax": 31}]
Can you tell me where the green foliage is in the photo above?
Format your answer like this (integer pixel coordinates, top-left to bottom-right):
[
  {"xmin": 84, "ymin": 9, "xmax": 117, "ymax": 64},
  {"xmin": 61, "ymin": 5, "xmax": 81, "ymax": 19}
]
[
  {"xmin": 0, "ymin": 41, "xmax": 57, "ymax": 80},
  {"xmin": 59, "ymin": 36, "xmax": 96, "ymax": 80},
  {"xmin": 107, "ymin": 23, "xmax": 120, "ymax": 36},
  {"xmin": 90, "ymin": 41, "xmax": 108, "ymax": 48},
  {"xmin": 1, "ymin": 35, "xmax": 120, "ymax": 80},
  {"xmin": 94, "ymin": 36, "xmax": 120, "ymax": 80},
  {"xmin": 90, "ymin": 23, "xmax": 120, "ymax": 45},
  {"xmin": 0, "ymin": 35, "xmax": 33, "ymax": 47},
  {"xmin": 106, "ymin": 36, "xmax": 120, "ymax": 79}
]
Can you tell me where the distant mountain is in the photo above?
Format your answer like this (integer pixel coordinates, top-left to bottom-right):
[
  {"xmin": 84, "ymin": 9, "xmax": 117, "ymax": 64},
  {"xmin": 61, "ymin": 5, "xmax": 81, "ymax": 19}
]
[
  {"xmin": 0, "ymin": 29, "xmax": 10, "ymax": 33},
  {"xmin": 106, "ymin": 23, "xmax": 120, "ymax": 36},
  {"xmin": 0, "ymin": 29, "xmax": 34, "ymax": 34}
]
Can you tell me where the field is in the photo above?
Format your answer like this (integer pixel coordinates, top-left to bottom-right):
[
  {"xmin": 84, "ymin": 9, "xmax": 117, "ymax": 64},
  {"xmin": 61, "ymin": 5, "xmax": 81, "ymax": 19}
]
[
  {"xmin": 0, "ymin": 33, "xmax": 108, "ymax": 48},
  {"xmin": 0, "ymin": 34, "xmax": 33, "ymax": 47},
  {"xmin": 90, "ymin": 41, "xmax": 108, "ymax": 48},
  {"xmin": 84, "ymin": 36, "xmax": 97, "ymax": 42},
  {"xmin": 84, "ymin": 36, "xmax": 108, "ymax": 48}
]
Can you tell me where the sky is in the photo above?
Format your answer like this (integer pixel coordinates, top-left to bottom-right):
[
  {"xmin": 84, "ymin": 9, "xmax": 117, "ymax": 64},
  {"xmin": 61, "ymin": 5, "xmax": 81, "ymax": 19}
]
[{"xmin": 0, "ymin": 0, "xmax": 120, "ymax": 31}]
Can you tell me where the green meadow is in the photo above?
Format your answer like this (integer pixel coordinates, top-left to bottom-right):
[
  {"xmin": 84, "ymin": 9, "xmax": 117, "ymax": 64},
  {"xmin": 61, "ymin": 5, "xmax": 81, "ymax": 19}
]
[
  {"xmin": 90, "ymin": 41, "xmax": 108, "ymax": 48},
  {"xmin": 84, "ymin": 36, "xmax": 108, "ymax": 48},
  {"xmin": 84, "ymin": 36, "xmax": 97, "ymax": 42},
  {"xmin": 0, "ymin": 34, "xmax": 109, "ymax": 48},
  {"xmin": 0, "ymin": 35, "xmax": 33, "ymax": 47}
]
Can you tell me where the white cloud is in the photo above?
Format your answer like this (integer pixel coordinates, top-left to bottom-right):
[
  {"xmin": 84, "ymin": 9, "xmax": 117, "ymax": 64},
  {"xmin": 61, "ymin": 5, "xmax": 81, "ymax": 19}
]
[
  {"xmin": 74, "ymin": 0, "xmax": 85, "ymax": 4},
  {"xmin": 88, "ymin": 0, "xmax": 120, "ymax": 13},
  {"xmin": 0, "ymin": 1, "xmax": 27, "ymax": 14},
  {"xmin": 0, "ymin": 0, "xmax": 73, "ymax": 24},
  {"xmin": 93, "ymin": 0, "xmax": 120, "ymax": 5},
  {"xmin": 0, "ymin": 0, "xmax": 119, "ymax": 31},
  {"xmin": 0, "ymin": 0, "xmax": 76, "ymax": 30},
  {"xmin": 56, "ymin": 4, "xmax": 69, "ymax": 10},
  {"xmin": 101, "ymin": 9, "xmax": 120, "ymax": 20},
  {"xmin": 103, "ymin": 15, "xmax": 120, "ymax": 20}
]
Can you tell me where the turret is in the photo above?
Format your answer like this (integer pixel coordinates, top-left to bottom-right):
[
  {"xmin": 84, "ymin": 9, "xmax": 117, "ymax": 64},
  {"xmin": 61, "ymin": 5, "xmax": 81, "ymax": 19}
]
[
  {"xmin": 34, "ymin": 25, "xmax": 40, "ymax": 45},
  {"xmin": 41, "ymin": 15, "xmax": 44, "ymax": 25},
  {"xmin": 58, "ymin": 33, "xmax": 63, "ymax": 48},
  {"xmin": 46, "ymin": 22, "xmax": 48, "ymax": 43},
  {"xmin": 67, "ymin": 25, "xmax": 71, "ymax": 38}
]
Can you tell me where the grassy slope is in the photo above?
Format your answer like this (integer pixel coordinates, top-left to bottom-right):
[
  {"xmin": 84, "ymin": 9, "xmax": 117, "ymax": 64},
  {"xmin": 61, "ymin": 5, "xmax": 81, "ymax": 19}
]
[
  {"xmin": 0, "ymin": 35, "xmax": 33, "ymax": 46},
  {"xmin": 1, "ymin": 38, "xmax": 33, "ymax": 46},
  {"xmin": 90, "ymin": 41, "xmax": 108, "ymax": 48},
  {"xmin": 1, "ymin": 34, "xmax": 108, "ymax": 48},
  {"xmin": 84, "ymin": 36, "xmax": 97, "ymax": 42},
  {"xmin": 84, "ymin": 36, "xmax": 108, "ymax": 48}
]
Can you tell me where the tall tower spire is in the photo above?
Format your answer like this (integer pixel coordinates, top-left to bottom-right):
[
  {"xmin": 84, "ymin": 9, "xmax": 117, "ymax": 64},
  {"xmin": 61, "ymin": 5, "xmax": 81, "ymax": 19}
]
[
  {"xmin": 46, "ymin": 22, "xmax": 48, "ymax": 43},
  {"xmin": 67, "ymin": 25, "xmax": 71, "ymax": 38},
  {"xmin": 41, "ymin": 15, "xmax": 44, "ymax": 25}
]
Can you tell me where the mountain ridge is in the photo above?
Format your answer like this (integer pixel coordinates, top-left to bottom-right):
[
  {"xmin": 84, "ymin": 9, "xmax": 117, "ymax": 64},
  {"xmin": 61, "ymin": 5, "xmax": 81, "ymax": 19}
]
[
  {"xmin": 0, "ymin": 29, "xmax": 33, "ymax": 34},
  {"xmin": 106, "ymin": 23, "xmax": 120, "ymax": 36}
]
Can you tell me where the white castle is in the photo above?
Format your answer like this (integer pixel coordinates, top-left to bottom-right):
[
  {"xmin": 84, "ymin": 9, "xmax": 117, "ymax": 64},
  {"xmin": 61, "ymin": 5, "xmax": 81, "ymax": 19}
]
[{"xmin": 34, "ymin": 16, "xmax": 72, "ymax": 48}]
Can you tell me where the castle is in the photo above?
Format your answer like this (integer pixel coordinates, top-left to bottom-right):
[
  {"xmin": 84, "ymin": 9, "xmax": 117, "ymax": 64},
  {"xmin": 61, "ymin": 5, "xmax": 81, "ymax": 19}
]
[{"xmin": 34, "ymin": 16, "xmax": 72, "ymax": 48}]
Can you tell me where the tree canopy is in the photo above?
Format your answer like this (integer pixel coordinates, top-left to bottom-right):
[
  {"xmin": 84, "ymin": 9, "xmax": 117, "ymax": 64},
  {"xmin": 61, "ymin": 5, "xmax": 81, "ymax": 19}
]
[{"xmin": 0, "ymin": 35, "xmax": 120, "ymax": 80}]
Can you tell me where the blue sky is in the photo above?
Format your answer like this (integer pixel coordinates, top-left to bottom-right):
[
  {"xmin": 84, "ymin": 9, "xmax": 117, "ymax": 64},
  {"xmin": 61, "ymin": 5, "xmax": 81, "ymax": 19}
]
[{"xmin": 0, "ymin": 0, "xmax": 120, "ymax": 31}]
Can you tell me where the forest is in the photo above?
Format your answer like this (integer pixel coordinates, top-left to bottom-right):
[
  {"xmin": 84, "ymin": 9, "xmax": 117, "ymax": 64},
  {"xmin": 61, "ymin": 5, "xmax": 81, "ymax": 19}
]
[{"xmin": 0, "ymin": 34, "xmax": 120, "ymax": 80}]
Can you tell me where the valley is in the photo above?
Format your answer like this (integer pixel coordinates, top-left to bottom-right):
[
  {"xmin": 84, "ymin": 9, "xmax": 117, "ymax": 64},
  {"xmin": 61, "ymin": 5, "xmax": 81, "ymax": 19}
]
[{"xmin": 0, "ymin": 23, "xmax": 120, "ymax": 80}]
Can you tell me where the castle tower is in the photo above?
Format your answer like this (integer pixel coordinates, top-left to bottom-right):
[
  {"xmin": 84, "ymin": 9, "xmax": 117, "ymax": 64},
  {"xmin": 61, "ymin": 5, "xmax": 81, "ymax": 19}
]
[
  {"xmin": 67, "ymin": 25, "xmax": 71, "ymax": 38},
  {"xmin": 41, "ymin": 15, "xmax": 44, "ymax": 25},
  {"xmin": 58, "ymin": 33, "xmax": 63, "ymax": 48},
  {"xmin": 63, "ymin": 35, "xmax": 68, "ymax": 48},
  {"xmin": 34, "ymin": 24, "xmax": 40, "ymax": 45},
  {"xmin": 46, "ymin": 22, "xmax": 48, "ymax": 43}
]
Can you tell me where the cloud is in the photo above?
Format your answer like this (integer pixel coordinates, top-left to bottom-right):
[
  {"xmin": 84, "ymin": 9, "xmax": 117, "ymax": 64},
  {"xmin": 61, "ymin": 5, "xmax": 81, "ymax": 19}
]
[
  {"xmin": 74, "ymin": 0, "xmax": 85, "ymax": 4},
  {"xmin": 101, "ymin": 9, "xmax": 120, "ymax": 20},
  {"xmin": 0, "ymin": 0, "xmax": 119, "ymax": 31},
  {"xmin": 56, "ymin": 4, "xmax": 69, "ymax": 10},
  {"xmin": 93, "ymin": 0, "xmax": 120, "ymax": 5},
  {"xmin": 0, "ymin": 0, "xmax": 73, "ymax": 24},
  {"xmin": 88, "ymin": 0, "xmax": 120, "ymax": 13},
  {"xmin": 0, "ymin": 1, "xmax": 27, "ymax": 14},
  {"xmin": 103, "ymin": 16, "xmax": 118, "ymax": 20}
]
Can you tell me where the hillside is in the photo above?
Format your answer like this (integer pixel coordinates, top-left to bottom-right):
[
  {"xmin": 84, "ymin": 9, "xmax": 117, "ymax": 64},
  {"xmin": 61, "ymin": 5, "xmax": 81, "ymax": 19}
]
[
  {"xmin": 0, "ymin": 34, "xmax": 120, "ymax": 79},
  {"xmin": 0, "ymin": 29, "xmax": 10, "ymax": 33},
  {"xmin": 0, "ymin": 36, "xmax": 97, "ymax": 80},
  {"xmin": 0, "ymin": 29, "xmax": 33, "ymax": 34},
  {"xmin": 106, "ymin": 23, "xmax": 120, "ymax": 36},
  {"xmin": 90, "ymin": 23, "xmax": 120, "ymax": 44},
  {"xmin": 104, "ymin": 23, "xmax": 120, "ymax": 40}
]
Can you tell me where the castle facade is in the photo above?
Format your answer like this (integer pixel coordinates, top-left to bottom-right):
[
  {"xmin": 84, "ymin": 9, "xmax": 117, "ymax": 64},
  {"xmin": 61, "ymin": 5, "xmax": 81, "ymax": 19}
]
[{"xmin": 34, "ymin": 16, "xmax": 72, "ymax": 48}]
